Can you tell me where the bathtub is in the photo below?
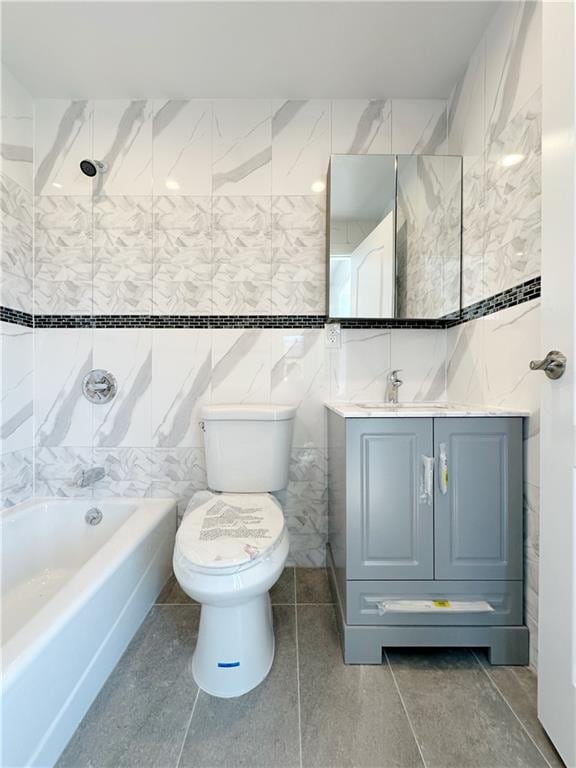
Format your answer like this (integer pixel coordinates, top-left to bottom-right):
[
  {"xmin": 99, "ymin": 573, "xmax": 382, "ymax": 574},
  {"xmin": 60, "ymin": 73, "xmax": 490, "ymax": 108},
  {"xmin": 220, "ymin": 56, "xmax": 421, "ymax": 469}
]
[{"xmin": 1, "ymin": 496, "xmax": 177, "ymax": 768}]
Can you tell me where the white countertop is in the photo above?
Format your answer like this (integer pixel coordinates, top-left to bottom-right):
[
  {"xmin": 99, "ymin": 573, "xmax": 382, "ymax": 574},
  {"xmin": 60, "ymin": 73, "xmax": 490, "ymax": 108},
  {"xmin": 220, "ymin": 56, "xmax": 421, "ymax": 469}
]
[{"xmin": 325, "ymin": 402, "xmax": 529, "ymax": 418}]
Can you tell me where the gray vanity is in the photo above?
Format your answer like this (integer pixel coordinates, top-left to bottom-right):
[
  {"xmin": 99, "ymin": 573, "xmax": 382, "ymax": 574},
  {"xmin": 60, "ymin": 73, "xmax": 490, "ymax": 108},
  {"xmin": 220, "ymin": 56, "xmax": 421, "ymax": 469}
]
[{"xmin": 326, "ymin": 403, "xmax": 529, "ymax": 666}]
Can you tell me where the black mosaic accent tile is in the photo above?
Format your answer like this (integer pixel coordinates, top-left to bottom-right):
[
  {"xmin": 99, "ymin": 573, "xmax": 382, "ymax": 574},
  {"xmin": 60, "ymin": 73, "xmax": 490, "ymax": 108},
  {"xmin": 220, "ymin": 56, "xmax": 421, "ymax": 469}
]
[
  {"xmin": 3, "ymin": 278, "xmax": 540, "ymax": 331},
  {"xmin": 445, "ymin": 277, "xmax": 541, "ymax": 327},
  {"xmin": 0, "ymin": 306, "xmax": 34, "ymax": 328}
]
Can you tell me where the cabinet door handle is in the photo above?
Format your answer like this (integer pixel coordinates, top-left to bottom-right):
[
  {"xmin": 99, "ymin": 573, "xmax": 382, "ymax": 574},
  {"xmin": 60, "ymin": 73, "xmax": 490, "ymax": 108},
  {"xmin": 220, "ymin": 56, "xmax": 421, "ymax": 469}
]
[
  {"xmin": 420, "ymin": 455, "xmax": 434, "ymax": 505},
  {"xmin": 439, "ymin": 443, "xmax": 448, "ymax": 494}
]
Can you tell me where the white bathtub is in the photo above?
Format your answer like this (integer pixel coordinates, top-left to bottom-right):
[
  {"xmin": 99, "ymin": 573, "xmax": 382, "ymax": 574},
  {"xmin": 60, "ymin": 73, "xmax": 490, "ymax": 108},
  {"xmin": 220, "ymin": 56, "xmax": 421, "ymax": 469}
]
[{"xmin": 1, "ymin": 496, "xmax": 177, "ymax": 768}]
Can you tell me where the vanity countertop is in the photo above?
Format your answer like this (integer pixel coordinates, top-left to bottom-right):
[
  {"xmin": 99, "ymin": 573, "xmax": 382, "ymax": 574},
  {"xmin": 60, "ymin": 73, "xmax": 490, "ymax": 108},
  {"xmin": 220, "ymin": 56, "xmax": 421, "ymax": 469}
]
[{"xmin": 325, "ymin": 402, "xmax": 529, "ymax": 418}]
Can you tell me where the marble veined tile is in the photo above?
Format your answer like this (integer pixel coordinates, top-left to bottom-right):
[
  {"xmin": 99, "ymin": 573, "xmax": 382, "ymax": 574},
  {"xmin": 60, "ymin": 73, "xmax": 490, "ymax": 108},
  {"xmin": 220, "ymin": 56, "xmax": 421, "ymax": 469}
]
[
  {"xmin": 448, "ymin": 40, "xmax": 485, "ymax": 172},
  {"xmin": 1, "ymin": 273, "xmax": 33, "ymax": 315},
  {"xmin": 34, "ymin": 100, "xmax": 92, "ymax": 195},
  {"xmin": 212, "ymin": 195, "xmax": 270, "ymax": 233},
  {"xmin": 93, "ymin": 195, "xmax": 152, "ymax": 232},
  {"xmin": 153, "ymin": 195, "xmax": 211, "ymax": 231},
  {"xmin": 92, "ymin": 447, "xmax": 152, "ymax": 481},
  {"xmin": 392, "ymin": 99, "xmax": 447, "ymax": 154},
  {"xmin": 92, "ymin": 330, "xmax": 152, "ymax": 447},
  {"xmin": 1, "ymin": 173, "xmax": 33, "ymax": 225},
  {"xmin": 153, "ymin": 100, "xmax": 212, "ymax": 196},
  {"xmin": 0, "ymin": 448, "xmax": 33, "ymax": 508},
  {"xmin": 329, "ymin": 329, "xmax": 392, "ymax": 402},
  {"xmin": 35, "ymin": 195, "xmax": 91, "ymax": 231},
  {"xmin": 35, "ymin": 244, "xmax": 92, "ymax": 282},
  {"xmin": 152, "ymin": 330, "xmax": 211, "ymax": 448},
  {"xmin": 35, "ymin": 279, "xmax": 92, "ymax": 315},
  {"xmin": 35, "ymin": 446, "xmax": 92, "ymax": 481},
  {"xmin": 272, "ymin": 100, "xmax": 330, "ymax": 195},
  {"xmin": 211, "ymin": 328, "xmax": 270, "ymax": 403},
  {"xmin": 212, "ymin": 279, "xmax": 272, "ymax": 316},
  {"xmin": 153, "ymin": 281, "xmax": 212, "ymax": 316},
  {"xmin": 272, "ymin": 195, "xmax": 324, "ymax": 233},
  {"xmin": 93, "ymin": 100, "xmax": 153, "ymax": 195},
  {"xmin": 390, "ymin": 329, "xmax": 447, "ymax": 402},
  {"xmin": 212, "ymin": 100, "xmax": 271, "ymax": 195},
  {"xmin": 1, "ymin": 211, "xmax": 33, "ymax": 279},
  {"xmin": 446, "ymin": 318, "xmax": 486, "ymax": 405},
  {"xmin": 1, "ymin": 323, "xmax": 33, "ymax": 454},
  {"xmin": 93, "ymin": 281, "xmax": 152, "ymax": 315},
  {"xmin": 331, "ymin": 99, "xmax": 392, "ymax": 154},
  {"xmin": 485, "ymin": 1, "xmax": 541, "ymax": 145},
  {"xmin": 151, "ymin": 447, "xmax": 206, "ymax": 483},
  {"xmin": 1, "ymin": 68, "xmax": 33, "ymax": 192},
  {"xmin": 270, "ymin": 329, "xmax": 328, "ymax": 447},
  {"xmin": 35, "ymin": 329, "xmax": 93, "ymax": 447},
  {"xmin": 271, "ymin": 280, "xmax": 324, "ymax": 316}
]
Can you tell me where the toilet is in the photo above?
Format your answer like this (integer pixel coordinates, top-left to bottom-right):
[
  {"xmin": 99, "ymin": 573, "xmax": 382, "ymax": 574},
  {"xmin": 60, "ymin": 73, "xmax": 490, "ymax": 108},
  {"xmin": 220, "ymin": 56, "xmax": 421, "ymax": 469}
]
[{"xmin": 173, "ymin": 403, "xmax": 296, "ymax": 698}]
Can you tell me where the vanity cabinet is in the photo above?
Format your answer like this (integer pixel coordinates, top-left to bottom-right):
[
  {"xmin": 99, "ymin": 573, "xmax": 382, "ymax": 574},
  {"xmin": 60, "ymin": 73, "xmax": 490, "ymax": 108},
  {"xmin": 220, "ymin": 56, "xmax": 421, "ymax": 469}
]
[{"xmin": 327, "ymin": 410, "xmax": 528, "ymax": 665}]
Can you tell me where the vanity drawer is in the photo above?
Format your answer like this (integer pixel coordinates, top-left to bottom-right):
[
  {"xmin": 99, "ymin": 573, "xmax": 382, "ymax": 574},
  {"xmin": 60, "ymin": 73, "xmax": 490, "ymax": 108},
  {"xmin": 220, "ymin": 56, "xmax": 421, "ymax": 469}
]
[{"xmin": 345, "ymin": 580, "xmax": 522, "ymax": 626}]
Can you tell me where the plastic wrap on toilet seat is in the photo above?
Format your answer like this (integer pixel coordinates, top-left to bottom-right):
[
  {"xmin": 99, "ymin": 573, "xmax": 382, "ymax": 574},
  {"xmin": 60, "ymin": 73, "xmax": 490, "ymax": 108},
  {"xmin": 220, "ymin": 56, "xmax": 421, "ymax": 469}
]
[{"xmin": 175, "ymin": 493, "xmax": 285, "ymax": 572}]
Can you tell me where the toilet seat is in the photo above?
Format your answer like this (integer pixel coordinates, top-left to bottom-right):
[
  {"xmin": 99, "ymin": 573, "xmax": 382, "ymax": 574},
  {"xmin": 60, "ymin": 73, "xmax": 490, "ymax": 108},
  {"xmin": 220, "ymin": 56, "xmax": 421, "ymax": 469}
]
[{"xmin": 175, "ymin": 493, "xmax": 286, "ymax": 576}]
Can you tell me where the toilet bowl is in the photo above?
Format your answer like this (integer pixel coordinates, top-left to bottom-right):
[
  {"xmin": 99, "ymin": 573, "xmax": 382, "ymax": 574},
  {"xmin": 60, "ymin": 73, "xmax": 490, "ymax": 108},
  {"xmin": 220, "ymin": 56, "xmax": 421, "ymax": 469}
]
[{"xmin": 173, "ymin": 404, "xmax": 296, "ymax": 698}]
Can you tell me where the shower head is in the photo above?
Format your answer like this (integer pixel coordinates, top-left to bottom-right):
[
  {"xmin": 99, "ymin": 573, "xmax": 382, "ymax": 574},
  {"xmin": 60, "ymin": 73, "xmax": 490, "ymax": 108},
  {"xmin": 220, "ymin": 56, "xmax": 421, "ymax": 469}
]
[{"xmin": 80, "ymin": 159, "xmax": 107, "ymax": 178}]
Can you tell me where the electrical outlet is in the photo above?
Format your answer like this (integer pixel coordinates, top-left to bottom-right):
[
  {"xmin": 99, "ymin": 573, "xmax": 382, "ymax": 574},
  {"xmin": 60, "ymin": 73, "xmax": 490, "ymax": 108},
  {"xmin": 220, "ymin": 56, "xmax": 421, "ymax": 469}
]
[{"xmin": 325, "ymin": 322, "xmax": 341, "ymax": 349}]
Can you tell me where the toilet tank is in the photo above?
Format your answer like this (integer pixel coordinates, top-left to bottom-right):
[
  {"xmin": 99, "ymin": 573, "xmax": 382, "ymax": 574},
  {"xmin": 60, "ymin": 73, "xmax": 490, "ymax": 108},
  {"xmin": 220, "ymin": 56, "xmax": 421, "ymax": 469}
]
[{"xmin": 201, "ymin": 404, "xmax": 296, "ymax": 492}]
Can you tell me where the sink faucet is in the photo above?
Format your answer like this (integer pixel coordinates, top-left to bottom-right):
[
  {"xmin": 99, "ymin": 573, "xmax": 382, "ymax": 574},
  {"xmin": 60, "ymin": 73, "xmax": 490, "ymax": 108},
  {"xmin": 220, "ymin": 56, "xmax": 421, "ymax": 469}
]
[
  {"xmin": 77, "ymin": 466, "xmax": 105, "ymax": 487},
  {"xmin": 386, "ymin": 369, "xmax": 403, "ymax": 404}
]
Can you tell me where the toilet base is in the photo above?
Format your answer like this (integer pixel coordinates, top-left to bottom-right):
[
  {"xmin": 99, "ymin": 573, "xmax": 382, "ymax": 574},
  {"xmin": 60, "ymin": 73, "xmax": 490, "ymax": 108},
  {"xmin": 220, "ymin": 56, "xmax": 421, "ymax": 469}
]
[{"xmin": 192, "ymin": 593, "xmax": 275, "ymax": 698}]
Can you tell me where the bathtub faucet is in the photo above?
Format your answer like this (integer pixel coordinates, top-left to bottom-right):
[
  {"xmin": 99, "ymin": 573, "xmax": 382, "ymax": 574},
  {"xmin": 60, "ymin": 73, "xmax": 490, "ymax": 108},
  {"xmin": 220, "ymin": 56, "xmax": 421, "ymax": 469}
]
[{"xmin": 77, "ymin": 466, "xmax": 105, "ymax": 487}]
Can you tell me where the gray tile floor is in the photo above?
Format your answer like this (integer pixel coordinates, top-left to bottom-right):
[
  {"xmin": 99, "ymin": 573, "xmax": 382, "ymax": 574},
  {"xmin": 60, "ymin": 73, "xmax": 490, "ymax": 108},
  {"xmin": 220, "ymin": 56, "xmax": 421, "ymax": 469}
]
[{"xmin": 57, "ymin": 569, "xmax": 564, "ymax": 768}]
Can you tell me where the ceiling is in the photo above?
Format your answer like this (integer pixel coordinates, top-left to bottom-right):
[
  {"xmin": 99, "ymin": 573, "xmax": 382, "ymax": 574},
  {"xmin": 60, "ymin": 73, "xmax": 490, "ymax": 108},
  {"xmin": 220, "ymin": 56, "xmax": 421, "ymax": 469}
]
[{"xmin": 1, "ymin": 1, "xmax": 497, "ymax": 99}]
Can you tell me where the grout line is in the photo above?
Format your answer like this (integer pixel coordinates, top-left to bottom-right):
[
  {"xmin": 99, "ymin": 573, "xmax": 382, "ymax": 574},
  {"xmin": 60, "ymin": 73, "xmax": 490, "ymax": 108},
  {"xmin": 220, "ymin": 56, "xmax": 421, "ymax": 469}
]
[
  {"xmin": 293, "ymin": 571, "xmax": 303, "ymax": 768},
  {"xmin": 175, "ymin": 687, "xmax": 201, "ymax": 768},
  {"xmin": 383, "ymin": 649, "xmax": 428, "ymax": 768},
  {"xmin": 471, "ymin": 651, "xmax": 554, "ymax": 768}
]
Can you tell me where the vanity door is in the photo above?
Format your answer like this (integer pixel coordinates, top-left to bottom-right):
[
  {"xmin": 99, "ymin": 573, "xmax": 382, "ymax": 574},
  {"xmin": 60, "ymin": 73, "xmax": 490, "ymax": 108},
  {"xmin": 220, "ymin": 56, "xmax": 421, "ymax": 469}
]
[
  {"xmin": 346, "ymin": 418, "xmax": 434, "ymax": 580},
  {"xmin": 434, "ymin": 418, "xmax": 523, "ymax": 580}
]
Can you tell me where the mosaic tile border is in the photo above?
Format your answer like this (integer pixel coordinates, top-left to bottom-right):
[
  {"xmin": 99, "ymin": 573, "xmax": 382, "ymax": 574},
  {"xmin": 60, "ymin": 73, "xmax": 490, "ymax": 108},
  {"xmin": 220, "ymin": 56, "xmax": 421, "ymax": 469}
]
[
  {"xmin": 1, "ymin": 277, "xmax": 540, "ymax": 330},
  {"xmin": 0, "ymin": 306, "xmax": 34, "ymax": 327}
]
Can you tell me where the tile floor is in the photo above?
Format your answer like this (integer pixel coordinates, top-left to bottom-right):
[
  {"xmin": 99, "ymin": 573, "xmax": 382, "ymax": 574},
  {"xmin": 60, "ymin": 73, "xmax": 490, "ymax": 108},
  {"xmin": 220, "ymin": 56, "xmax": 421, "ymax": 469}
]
[{"xmin": 57, "ymin": 568, "xmax": 564, "ymax": 768}]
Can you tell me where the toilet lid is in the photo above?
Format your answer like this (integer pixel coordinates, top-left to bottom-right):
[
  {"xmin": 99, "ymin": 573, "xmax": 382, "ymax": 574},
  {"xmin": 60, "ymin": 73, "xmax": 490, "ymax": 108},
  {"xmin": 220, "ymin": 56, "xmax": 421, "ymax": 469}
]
[{"xmin": 175, "ymin": 493, "xmax": 285, "ymax": 572}]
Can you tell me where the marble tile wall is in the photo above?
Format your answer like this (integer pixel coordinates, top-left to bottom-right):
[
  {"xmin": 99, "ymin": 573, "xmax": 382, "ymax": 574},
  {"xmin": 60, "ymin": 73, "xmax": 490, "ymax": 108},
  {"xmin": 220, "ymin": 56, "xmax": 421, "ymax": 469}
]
[
  {"xmin": 448, "ymin": 1, "xmax": 542, "ymax": 307},
  {"xmin": 447, "ymin": 299, "xmax": 541, "ymax": 669},
  {"xmin": 446, "ymin": 0, "xmax": 542, "ymax": 671},
  {"xmin": 1, "ymin": 67, "xmax": 34, "ymax": 507},
  {"xmin": 32, "ymin": 97, "xmax": 447, "ymax": 317},
  {"xmin": 33, "ymin": 325, "xmax": 446, "ymax": 564}
]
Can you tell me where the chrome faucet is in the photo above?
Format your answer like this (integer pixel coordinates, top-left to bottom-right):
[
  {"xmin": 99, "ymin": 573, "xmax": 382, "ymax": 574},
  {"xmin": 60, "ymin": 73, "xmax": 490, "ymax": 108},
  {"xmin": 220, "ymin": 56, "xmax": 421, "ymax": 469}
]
[
  {"xmin": 77, "ymin": 466, "xmax": 105, "ymax": 487},
  {"xmin": 387, "ymin": 369, "xmax": 403, "ymax": 404}
]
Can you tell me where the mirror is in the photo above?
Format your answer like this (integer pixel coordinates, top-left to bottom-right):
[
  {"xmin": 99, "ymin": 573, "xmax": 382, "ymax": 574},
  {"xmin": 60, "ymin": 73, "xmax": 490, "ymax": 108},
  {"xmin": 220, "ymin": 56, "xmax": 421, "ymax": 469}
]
[{"xmin": 327, "ymin": 154, "xmax": 462, "ymax": 320}]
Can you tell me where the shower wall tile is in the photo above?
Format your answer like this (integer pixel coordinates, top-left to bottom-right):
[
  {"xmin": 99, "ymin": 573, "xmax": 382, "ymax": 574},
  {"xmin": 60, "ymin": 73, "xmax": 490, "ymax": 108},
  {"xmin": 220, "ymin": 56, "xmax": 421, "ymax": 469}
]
[
  {"xmin": 212, "ymin": 100, "xmax": 271, "ymax": 196},
  {"xmin": 484, "ymin": 1, "xmax": 542, "ymax": 145},
  {"xmin": 93, "ymin": 100, "xmax": 153, "ymax": 195},
  {"xmin": 0, "ymin": 447, "xmax": 33, "ymax": 508},
  {"xmin": 391, "ymin": 99, "xmax": 447, "ymax": 154},
  {"xmin": 447, "ymin": 40, "xmax": 485, "ymax": 172},
  {"xmin": 1, "ymin": 322, "xmax": 33, "ymax": 454},
  {"xmin": 152, "ymin": 100, "xmax": 212, "ymax": 196},
  {"xmin": 1, "ymin": 176, "xmax": 33, "ymax": 314},
  {"xmin": 92, "ymin": 329, "xmax": 152, "ymax": 448},
  {"xmin": 35, "ymin": 328, "xmax": 93, "ymax": 447},
  {"xmin": 151, "ymin": 329, "xmax": 211, "ymax": 448},
  {"xmin": 271, "ymin": 100, "xmax": 331, "ymax": 195},
  {"xmin": 35, "ymin": 446, "xmax": 92, "ymax": 481},
  {"xmin": 34, "ymin": 99, "xmax": 92, "ymax": 196},
  {"xmin": 1, "ymin": 68, "xmax": 33, "ymax": 192},
  {"xmin": 331, "ymin": 99, "xmax": 392, "ymax": 155},
  {"xmin": 35, "ymin": 195, "xmax": 91, "ymax": 230}
]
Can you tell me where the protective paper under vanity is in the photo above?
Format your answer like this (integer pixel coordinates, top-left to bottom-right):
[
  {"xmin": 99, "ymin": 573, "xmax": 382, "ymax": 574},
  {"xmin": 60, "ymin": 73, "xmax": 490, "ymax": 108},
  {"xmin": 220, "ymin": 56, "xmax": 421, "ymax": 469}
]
[
  {"xmin": 377, "ymin": 599, "xmax": 494, "ymax": 615},
  {"xmin": 176, "ymin": 493, "xmax": 284, "ymax": 569}
]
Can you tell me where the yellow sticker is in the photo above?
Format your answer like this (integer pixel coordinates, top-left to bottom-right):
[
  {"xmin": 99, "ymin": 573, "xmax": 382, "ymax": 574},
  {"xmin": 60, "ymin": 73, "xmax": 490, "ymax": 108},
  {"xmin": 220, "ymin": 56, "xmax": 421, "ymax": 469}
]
[{"xmin": 433, "ymin": 600, "xmax": 451, "ymax": 608}]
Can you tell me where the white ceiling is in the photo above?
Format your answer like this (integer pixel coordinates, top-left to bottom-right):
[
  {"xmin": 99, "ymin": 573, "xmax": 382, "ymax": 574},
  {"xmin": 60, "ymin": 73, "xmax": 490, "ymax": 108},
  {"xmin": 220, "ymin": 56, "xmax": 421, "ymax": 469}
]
[{"xmin": 1, "ymin": 1, "xmax": 498, "ymax": 99}]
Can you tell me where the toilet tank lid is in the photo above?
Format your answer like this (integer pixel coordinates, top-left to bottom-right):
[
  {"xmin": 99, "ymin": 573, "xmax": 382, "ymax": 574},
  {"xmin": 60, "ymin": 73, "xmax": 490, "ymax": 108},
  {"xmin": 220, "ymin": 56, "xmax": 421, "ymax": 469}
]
[{"xmin": 201, "ymin": 404, "xmax": 297, "ymax": 421}]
